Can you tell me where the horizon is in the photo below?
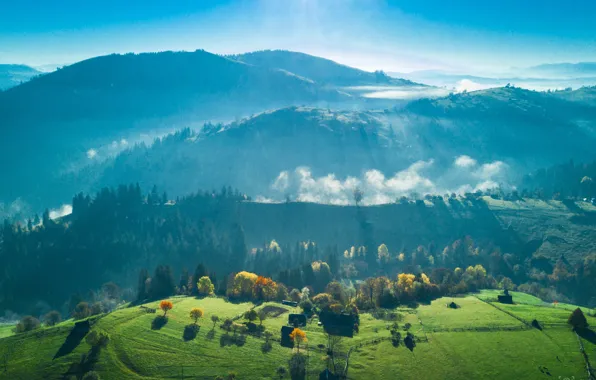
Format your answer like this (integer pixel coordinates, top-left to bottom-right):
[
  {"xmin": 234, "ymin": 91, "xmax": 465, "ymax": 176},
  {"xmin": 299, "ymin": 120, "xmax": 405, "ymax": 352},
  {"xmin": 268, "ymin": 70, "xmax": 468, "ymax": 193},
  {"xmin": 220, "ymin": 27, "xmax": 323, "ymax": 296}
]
[{"xmin": 2, "ymin": 0, "xmax": 596, "ymax": 74}]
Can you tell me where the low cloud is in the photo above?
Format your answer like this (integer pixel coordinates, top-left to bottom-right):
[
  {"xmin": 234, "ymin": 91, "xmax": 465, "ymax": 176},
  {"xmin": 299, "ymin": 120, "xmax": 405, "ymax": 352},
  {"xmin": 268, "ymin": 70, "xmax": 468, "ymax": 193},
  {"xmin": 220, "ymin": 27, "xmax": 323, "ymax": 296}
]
[
  {"xmin": 268, "ymin": 155, "xmax": 510, "ymax": 205},
  {"xmin": 49, "ymin": 204, "xmax": 72, "ymax": 220}
]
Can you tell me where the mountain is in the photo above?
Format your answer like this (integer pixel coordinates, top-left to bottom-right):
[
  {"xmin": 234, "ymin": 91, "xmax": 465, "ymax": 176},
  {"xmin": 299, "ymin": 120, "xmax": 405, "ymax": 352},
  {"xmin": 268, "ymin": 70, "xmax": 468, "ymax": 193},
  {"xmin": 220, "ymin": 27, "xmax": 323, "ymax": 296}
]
[
  {"xmin": 0, "ymin": 64, "xmax": 41, "ymax": 90},
  {"xmin": 524, "ymin": 62, "xmax": 596, "ymax": 78},
  {"xmin": 78, "ymin": 87, "xmax": 596, "ymax": 206},
  {"xmin": 231, "ymin": 50, "xmax": 419, "ymax": 87},
  {"xmin": 0, "ymin": 50, "xmax": 354, "ymax": 215}
]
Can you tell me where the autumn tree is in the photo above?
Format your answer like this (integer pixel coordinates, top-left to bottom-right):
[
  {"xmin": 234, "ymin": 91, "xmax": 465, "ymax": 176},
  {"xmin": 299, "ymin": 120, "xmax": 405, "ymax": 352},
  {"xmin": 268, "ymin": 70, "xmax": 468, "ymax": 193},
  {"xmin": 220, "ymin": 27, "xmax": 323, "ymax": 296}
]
[
  {"xmin": 253, "ymin": 276, "xmax": 278, "ymax": 301},
  {"xmin": 227, "ymin": 271, "xmax": 258, "ymax": 299},
  {"xmin": 197, "ymin": 276, "xmax": 215, "ymax": 296},
  {"xmin": 289, "ymin": 328, "xmax": 307, "ymax": 352},
  {"xmin": 190, "ymin": 308, "xmax": 204, "ymax": 324},
  {"xmin": 160, "ymin": 300, "xmax": 173, "ymax": 316}
]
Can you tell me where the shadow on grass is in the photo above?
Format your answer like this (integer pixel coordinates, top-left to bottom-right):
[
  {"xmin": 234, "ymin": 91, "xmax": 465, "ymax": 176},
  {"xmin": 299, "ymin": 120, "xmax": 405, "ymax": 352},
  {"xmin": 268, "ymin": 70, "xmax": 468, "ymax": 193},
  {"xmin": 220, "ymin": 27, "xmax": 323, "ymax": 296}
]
[
  {"xmin": 183, "ymin": 324, "xmax": 200, "ymax": 341},
  {"xmin": 577, "ymin": 327, "xmax": 596, "ymax": 344},
  {"xmin": 151, "ymin": 316, "xmax": 168, "ymax": 330},
  {"xmin": 220, "ymin": 333, "xmax": 246, "ymax": 347},
  {"xmin": 53, "ymin": 320, "xmax": 90, "ymax": 360},
  {"xmin": 206, "ymin": 329, "xmax": 216, "ymax": 340},
  {"xmin": 261, "ymin": 341, "xmax": 272, "ymax": 353},
  {"xmin": 62, "ymin": 345, "xmax": 101, "ymax": 378}
]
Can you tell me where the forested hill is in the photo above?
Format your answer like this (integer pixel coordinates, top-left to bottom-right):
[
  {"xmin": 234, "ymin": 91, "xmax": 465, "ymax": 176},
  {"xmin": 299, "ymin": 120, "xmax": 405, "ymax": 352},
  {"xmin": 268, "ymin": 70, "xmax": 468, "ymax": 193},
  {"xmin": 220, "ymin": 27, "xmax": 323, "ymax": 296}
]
[
  {"xmin": 400, "ymin": 86, "xmax": 596, "ymax": 165},
  {"xmin": 0, "ymin": 50, "xmax": 351, "ymax": 215},
  {"xmin": 230, "ymin": 50, "xmax": 418, "ymax": 86},
  {"xmin": 2, "ymin": 185, "xmax": 596, "ymax": 315}
]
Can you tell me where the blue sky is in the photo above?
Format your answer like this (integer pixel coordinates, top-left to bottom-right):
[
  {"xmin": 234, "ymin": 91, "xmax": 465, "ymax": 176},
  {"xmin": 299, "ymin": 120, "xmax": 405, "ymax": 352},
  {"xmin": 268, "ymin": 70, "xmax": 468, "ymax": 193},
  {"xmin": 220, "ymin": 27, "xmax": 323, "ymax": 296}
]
[{"xmin": 1, "ymin": 0, "xmax": 595, "ymax": 72}]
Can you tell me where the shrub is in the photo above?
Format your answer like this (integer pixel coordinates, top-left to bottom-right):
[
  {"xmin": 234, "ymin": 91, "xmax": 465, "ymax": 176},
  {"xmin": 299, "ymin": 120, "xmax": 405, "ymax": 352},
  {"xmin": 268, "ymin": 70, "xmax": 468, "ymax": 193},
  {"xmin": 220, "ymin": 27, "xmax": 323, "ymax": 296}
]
[
  {"xmin": 43, "ymin": 310, "xmax": 62, "ymax": 326},
  {"xmin": 244, "ymin": 309, "xmax": 258, "ymax": 323},
  {"xmin": 15, "ymin": 315, "xmax": 40, "ymax": 333},
  {"xmin": 86, "ymin": 330, "xmax": 110, "ymax": 348},
  {"xmin": 276, "ymin": 365, "xmax": 287, "ymax": 379}
]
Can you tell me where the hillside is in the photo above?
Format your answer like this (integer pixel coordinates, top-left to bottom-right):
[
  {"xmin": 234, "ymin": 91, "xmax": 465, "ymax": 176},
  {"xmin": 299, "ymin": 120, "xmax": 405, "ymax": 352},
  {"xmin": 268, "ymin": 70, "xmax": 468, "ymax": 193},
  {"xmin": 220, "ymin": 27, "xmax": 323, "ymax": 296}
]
[
  {"xmin": 0, "ymin": 64, "xmax": 41, "ymax": 90},
  {"xmin": 0, "ymin": 50, "xmax": 351, "ymax": 216},
  {"xmin": 1, "ymin": 291, "xmax": 594, "ymax": 379},
  {"xmin": 230, "ymin": 50, "xmax": 418, "ymax": 87}
]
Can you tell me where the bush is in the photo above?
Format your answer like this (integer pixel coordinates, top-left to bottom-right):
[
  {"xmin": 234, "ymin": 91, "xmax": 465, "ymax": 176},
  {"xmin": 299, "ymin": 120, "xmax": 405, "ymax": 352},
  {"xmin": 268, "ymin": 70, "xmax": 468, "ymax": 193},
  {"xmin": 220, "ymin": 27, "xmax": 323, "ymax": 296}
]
[
  {"xmin": 90, "ymin": 302, "xmax": 103, "ymax": 316},
  {"xmin": 15, "ymin": 315, "xmax": 41, "ymax": 333},
  {"xmin": 43, "ymin": 310, "xmax": 62, "ymax": 326},
  {"xmin": 85, "ymin": 330, "xmax": 110, "ymax": 348}
]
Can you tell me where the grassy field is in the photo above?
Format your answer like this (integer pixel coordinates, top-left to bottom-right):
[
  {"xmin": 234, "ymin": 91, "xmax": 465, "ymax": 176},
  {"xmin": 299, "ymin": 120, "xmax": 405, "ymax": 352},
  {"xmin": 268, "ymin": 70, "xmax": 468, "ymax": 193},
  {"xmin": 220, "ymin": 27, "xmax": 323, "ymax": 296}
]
[
  {"xmin": 1, "ymin": 292, "xmax": 595, "ymax": 380},
  {"xmin": 0, "ymin": 324, "xmax": 14, "ymax": 339}
]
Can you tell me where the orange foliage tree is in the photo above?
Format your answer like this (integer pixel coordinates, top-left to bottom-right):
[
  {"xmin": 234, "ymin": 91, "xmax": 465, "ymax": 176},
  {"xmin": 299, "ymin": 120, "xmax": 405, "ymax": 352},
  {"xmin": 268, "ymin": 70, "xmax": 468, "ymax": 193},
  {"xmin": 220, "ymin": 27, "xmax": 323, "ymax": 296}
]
[
  {"xmin": 160, "ymin": 300, "xmax": 173, "ymax": 316},
  {"xmin": 253, "ymin": 276, "xmax": 278, "ymax": 301},
  {"xmin": 289, "ymin": 328, "xmax": 307, "ymax": 352}
]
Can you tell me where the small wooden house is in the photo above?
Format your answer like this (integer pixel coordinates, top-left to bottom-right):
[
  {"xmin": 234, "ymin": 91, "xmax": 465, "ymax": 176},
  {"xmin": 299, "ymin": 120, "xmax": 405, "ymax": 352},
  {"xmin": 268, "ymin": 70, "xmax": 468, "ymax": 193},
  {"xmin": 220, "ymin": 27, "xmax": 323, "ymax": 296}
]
[
  {"xmin": 282, "ymin": 300, "xmax": 298, "ymax": 307},
  {"xmin": 288, "ymin": 313, "xmax": 307, "ymax": 327}
]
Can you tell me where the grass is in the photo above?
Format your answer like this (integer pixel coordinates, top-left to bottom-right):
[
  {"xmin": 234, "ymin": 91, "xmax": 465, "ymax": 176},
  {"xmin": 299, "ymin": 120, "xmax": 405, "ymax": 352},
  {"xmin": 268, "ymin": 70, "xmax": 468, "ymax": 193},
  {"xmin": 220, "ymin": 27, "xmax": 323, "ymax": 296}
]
[
  {"xmin": 0, "ymin": 324, "xmax": 14, "ymax": 339},
  {"xmin": 0, "ymin": 292, "xmax": 594, "ymax": 380}
]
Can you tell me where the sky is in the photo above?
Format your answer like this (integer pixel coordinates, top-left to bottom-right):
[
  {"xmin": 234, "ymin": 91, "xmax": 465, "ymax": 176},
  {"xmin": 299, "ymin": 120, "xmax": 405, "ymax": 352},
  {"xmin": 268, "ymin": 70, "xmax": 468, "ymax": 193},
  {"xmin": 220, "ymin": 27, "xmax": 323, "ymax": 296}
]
[{"xmin": 1, "ymin": 0, "xmax": 595, "ymax": 72}]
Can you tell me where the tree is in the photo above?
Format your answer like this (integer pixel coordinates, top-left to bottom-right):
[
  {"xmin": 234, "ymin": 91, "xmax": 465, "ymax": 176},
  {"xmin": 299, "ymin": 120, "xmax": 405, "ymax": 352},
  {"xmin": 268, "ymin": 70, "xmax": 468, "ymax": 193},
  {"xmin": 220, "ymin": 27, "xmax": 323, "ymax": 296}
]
[
  {"xmin": 102, "ymin": 282, "xmax": 120, "ymax": 300},
  {"xmin": 377, "ymin": 243, "xmax": 390, "ymax": 265},
  {"xmin": 257, "ymin": 309, "xmax": 267, "ymax": 326},
  {"xmin": 137, "ymin": 269, "xmax": 150, "ymax": 301},
  {"xmin": 211, "ymin": 315, "xmax": 220, "ymax": 329},
  {"xmin": 160, "ymin": 300, "xmax": 174, "ymax": 316},
  {"xmin": 244, "ymin": 309, "xmax": 258, "ymax": 324},
  {"xmin": 73, "ymin": 302, "xmax": 91, "ymax": 320},
  {"xmin": 569, "ymin": 308, "xmax": 589, "ymax": 329},
  {"xmin": 289, "ymin": 328, "xmax": 307, "ymax": 352},
  {"xmin": 151, "ymin": 265, "xmax": 176, "ymax": 299},
  {"xmin": 353, "ymin": 188, "xmax": 363, "ymax": 205},
  {"xmin": 190, "ymin": 308, "xmax": 204, "ymax": 324},
  {"xmin": 197, "ymin": 276, "xmax": 215, "ymax": 296},
  {"xmin": 44, "ymin": 310, "xmax": 62, "ymax": 326},
  {"xmin": 15, "ymin": 316, "xmax": 40, "ymax": 333}
]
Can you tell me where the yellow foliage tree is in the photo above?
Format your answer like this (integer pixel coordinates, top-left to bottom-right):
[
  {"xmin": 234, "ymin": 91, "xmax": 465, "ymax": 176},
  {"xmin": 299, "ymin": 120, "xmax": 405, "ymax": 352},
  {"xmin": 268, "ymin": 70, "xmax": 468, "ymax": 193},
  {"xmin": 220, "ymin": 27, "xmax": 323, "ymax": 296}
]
[
  {"xmin": 197, "ymin": 276, "xmax": 215, "ymax": 296},
  {"xmin": 289, "ymin": 328, "xmax": 307, "ymax": 352},
  {"xmin": 190, "ymin": 308, "xmax": 204, "ymax": 324}
]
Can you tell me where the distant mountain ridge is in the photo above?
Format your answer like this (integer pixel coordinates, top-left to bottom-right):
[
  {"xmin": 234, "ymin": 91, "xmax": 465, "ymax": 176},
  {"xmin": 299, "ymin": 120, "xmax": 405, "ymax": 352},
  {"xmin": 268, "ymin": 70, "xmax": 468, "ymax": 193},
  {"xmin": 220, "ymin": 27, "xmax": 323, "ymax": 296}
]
[
  {"xmin": 230, "ymin": 50, "xmax": 419, "ymax": 87},
  {"xmin": 0, "ymin": 64, "xmax": 41, "ymax": 90}
]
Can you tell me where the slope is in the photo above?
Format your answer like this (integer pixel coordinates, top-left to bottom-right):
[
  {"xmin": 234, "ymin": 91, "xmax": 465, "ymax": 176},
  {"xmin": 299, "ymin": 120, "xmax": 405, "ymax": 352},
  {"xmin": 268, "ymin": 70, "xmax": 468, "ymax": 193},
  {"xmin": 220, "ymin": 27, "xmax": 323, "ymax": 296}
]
[
  {"xmin": 231, "ymin": 50, "xmax": 418, "ymax": 87},
  {"xmin": 1, "ymin": 293, "xmax": 594, "ymax": 379},
  {"xmin": 0, "ymin": 50, "xmax": 351, "ymax": 215}
]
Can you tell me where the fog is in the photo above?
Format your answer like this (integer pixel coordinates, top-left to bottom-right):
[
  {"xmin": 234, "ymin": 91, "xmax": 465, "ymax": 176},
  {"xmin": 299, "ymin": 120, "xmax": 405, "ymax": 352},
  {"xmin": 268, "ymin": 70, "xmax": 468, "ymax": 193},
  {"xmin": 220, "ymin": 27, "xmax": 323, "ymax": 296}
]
[{"xmin": 267, "ymin": 155, "xmax": 511, "ymax": 205}]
